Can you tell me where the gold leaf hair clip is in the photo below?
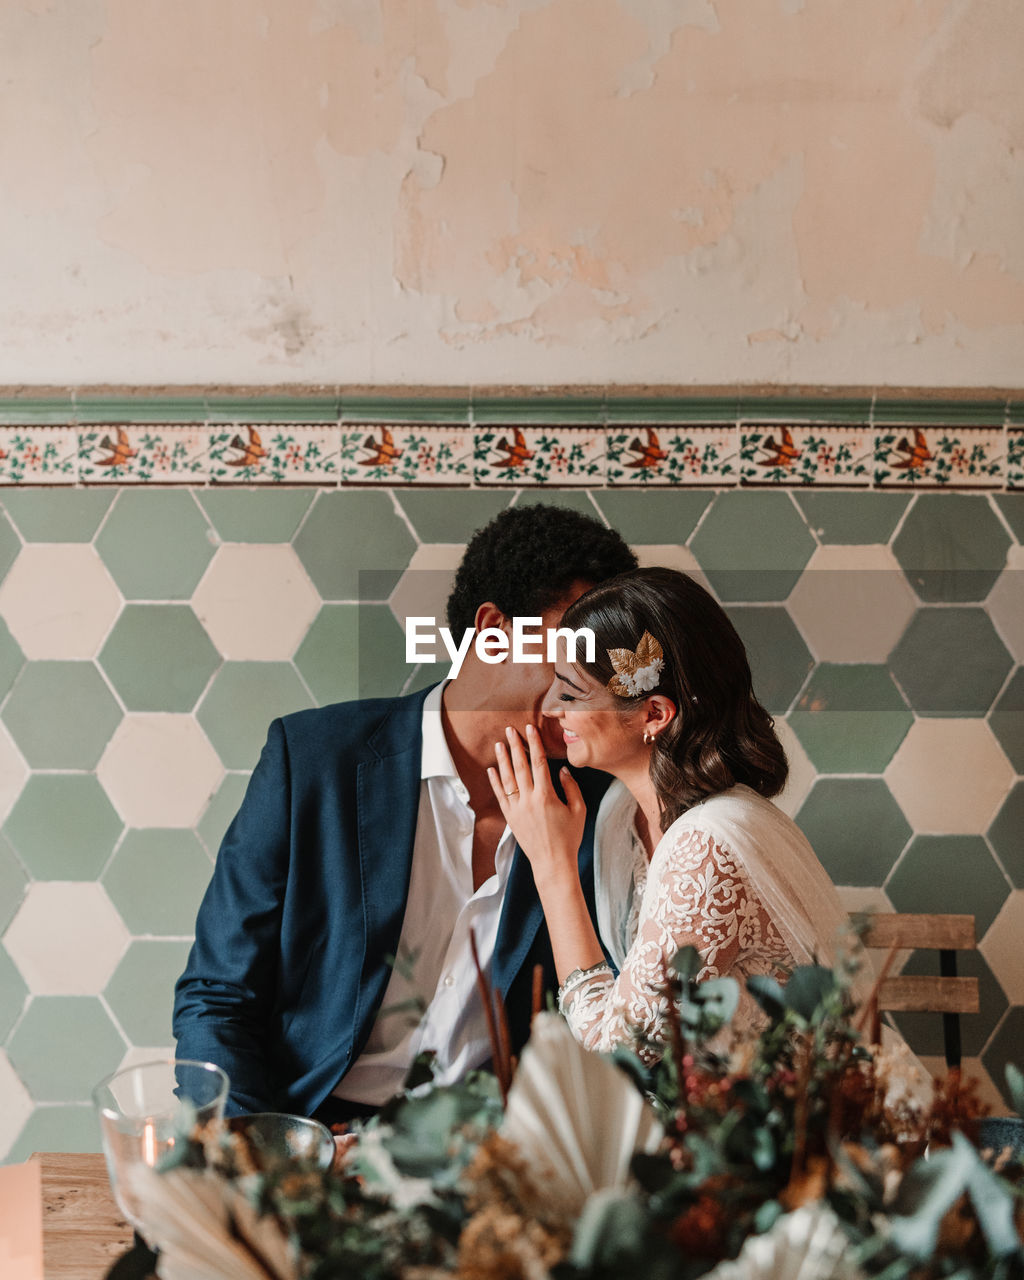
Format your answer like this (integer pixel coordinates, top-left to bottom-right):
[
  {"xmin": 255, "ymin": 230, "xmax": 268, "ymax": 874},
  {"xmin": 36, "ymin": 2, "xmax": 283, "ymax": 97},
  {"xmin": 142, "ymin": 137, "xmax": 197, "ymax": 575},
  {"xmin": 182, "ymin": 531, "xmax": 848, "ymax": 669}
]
[{"xmin": 607, "ymin": 631, "xmax": 664, "ymax": 698}]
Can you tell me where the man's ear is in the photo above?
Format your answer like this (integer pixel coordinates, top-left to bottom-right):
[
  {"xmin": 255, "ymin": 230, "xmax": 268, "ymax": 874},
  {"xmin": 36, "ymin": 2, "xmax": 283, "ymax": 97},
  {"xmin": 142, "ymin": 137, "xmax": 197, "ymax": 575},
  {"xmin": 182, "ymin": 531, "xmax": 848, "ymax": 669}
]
[
  {"xmin": 645, "ymin": 695, "xmax": 677, "ymax": 733},
  {"xmin": 473, "ymin": 601, "xmax": 512, "ymax": 635}
]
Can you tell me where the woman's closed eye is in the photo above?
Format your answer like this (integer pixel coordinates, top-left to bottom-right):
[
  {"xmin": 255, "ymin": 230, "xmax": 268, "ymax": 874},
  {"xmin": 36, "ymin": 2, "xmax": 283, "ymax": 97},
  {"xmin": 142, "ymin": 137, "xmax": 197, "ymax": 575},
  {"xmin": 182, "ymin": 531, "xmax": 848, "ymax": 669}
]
[{"xmin": 558, "ymin": 692, "xmax": 576, "ymax": 703}]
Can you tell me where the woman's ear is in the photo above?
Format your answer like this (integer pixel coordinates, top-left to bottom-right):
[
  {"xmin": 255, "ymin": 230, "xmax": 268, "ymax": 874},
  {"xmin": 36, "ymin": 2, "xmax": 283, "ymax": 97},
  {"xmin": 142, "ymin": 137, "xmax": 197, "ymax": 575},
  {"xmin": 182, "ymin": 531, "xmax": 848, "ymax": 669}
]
[{"xmin": 645, "ymin": 695, "xmax": 677, "ymax": 733}]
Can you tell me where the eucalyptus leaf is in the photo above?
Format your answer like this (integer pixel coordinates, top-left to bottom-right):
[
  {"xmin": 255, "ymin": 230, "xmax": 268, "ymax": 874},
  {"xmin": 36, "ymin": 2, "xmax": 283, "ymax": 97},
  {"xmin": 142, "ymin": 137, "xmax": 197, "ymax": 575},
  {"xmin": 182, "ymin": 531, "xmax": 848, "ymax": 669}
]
[
  {"xmin": 746, "ymin": 974, "xmax": 787, "ymax": 1021},
  {"xmin": 958, "ymin": 1131, "xmax": 1022, "ymax": 1257},
  {"xmin": 569, "ymin": 1187, "xmax": 650, "ymax": 1270},
  {"xmin": 888, "ymin": 1141, "xmax": 977, "ymax": 1259},
  {"xmin": 782, "ymin": 966, "xmax": 838, "ymax": 1022},
  {"xmin": 1006, "ymin": 1063, "xmax": 1024, "ymax": 1120},
  {"xmin": 670, "ymin": 945, "xmax": 704, "ymax": 983}
]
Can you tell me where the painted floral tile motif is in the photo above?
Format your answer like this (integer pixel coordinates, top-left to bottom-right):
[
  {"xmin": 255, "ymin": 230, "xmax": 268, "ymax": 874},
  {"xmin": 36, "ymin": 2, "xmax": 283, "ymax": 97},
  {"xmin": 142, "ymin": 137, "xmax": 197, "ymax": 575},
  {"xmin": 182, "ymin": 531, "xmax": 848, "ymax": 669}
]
[
  {"xmin": 606, "ymin": 426, "xmax": 738, "ymax": 485},
  {"xmin": 873, "ymin": 427, "xmax": 1004, "ymax": 487},
  {"xmin": 78, "ymin": 426, "xmax": 206, "ymax": 482},
  {"xmin": 739, "ymin": 424, "xmax": 872, "ymax": 486},
  {"xmin": 473, "ymin": 427, "xmax": 604, "ymax": 485},
  {"xmin": 1007, "ymin": 430, "xmax": 1024, "ymax": 490},
  {"xmin": 338, "ymin": 425, "xmax": 474, "ymax": 484},
  {"xmin": 0, "ymin": 428, "xmax": 78, "ymax": 483},
  {"xmin": 209, "ymin": 425, "xmax": 339, "ymax": 483}
]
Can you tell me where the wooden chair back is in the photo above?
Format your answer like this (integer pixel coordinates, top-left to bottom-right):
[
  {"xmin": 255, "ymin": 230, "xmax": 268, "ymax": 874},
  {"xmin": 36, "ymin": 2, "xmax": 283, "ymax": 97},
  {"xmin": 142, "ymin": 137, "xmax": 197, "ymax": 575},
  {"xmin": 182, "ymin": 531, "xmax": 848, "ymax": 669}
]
[{"xmin": 861, "ymin": 912, "xmax": 979, "ymax": 1069}]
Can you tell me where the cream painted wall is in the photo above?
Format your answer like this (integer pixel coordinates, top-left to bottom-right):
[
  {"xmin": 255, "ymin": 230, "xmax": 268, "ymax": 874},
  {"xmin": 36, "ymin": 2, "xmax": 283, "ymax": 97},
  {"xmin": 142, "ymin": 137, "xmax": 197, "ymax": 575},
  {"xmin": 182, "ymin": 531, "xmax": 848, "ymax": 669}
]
[{"xmin": 2, "ymin": 0, "xmax": 1023, "ymax": 387}]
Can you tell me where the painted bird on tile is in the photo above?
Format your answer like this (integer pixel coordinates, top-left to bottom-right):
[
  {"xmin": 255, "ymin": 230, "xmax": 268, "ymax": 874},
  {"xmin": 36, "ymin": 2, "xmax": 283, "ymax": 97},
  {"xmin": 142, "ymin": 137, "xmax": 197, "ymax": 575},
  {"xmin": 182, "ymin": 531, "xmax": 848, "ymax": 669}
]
[
  {"xmin": 493, "ymin": 427, "xmax": 534, "ymax": 470},
  {"xmin": 359, "ymin": 426, "xmax": 403, "ymax": 468},
  {"xmin": 226, "ymin": 426, "xmax": 268, "ymax": 468},
  {"xmin": 96, "ymin": 427, "xmax": 138, "ymax": 468},
  {"xmin": 623, "ymin": 427, "xmax": 668, "ymax": 469},
  {"xmin": 757, "ymin": 426, "xmax": 801, "ymax": 469},
  {"xmin": 890, "ymin": 428, "xmax": 933, "ymax": 472}
]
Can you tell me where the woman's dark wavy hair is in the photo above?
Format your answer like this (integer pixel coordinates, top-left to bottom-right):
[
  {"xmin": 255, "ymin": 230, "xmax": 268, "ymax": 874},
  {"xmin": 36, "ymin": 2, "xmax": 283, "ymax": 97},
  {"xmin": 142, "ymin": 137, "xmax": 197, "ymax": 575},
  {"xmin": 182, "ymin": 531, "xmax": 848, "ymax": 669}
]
[
  {"xmin": 561, "ymin": 566, "xmax": 788, "ymax": 827},
  {"xmin": 446, "ymin": 504, "xmax": 637, "ymax": 634}
]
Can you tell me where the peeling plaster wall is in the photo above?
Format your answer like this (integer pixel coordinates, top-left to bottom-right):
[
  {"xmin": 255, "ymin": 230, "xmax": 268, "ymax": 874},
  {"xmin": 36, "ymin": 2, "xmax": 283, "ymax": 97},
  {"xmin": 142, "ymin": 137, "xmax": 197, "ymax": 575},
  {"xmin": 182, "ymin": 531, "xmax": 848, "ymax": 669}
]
[{"xmin": 2, "ymin": 0, "xmax": 1023, "ymax": 387}]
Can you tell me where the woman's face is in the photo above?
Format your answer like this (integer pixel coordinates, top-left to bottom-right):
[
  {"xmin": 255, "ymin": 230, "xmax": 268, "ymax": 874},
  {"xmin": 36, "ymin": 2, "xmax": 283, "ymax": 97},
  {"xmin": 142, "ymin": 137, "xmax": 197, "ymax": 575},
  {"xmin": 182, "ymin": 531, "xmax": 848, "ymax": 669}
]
[{"xmin": 541, "ymin": 663, "xmax": 646, "ymax": 774}]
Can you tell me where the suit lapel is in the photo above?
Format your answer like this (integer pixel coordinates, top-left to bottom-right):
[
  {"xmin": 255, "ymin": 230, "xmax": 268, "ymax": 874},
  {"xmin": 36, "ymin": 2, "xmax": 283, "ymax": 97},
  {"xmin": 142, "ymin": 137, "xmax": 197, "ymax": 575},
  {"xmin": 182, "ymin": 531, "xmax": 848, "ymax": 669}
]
[{"xmin": 351, "ymin": 688, "xmax": 431, "ymax": 1044}]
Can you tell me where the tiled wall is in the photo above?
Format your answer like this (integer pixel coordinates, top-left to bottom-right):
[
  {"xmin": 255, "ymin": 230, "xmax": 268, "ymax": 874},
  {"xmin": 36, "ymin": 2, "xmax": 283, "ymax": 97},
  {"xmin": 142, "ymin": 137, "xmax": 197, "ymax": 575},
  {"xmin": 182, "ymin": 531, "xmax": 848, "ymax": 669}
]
[{"xmin": 0, "ymin": 482, "xmax": 1021, "ymax": 1162}]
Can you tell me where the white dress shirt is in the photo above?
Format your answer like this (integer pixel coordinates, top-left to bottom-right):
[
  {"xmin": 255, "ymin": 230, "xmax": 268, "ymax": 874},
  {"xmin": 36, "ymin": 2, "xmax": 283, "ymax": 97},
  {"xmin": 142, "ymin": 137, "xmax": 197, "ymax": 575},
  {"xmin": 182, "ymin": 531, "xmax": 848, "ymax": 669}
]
[{"xmin": 334, "ymin": 683, "xmax": 516, "ymax": 1105}]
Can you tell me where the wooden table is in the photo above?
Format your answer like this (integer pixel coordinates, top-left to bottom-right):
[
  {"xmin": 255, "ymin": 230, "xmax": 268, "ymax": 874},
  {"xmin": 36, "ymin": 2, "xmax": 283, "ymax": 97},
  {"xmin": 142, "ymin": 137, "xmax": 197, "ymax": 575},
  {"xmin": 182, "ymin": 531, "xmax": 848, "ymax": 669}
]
[{"xmin": 34, "ymin": 1153, "xmax": 135, "ymax": 1279}]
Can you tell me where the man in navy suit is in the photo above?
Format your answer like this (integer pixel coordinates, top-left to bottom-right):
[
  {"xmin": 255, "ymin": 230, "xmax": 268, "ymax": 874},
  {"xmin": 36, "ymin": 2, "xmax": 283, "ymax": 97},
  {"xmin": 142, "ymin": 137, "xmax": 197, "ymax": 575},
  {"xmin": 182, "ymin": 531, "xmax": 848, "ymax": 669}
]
[{"xmin": 174, "ymin": 504, "xmax": 636, "ymax": 1121}]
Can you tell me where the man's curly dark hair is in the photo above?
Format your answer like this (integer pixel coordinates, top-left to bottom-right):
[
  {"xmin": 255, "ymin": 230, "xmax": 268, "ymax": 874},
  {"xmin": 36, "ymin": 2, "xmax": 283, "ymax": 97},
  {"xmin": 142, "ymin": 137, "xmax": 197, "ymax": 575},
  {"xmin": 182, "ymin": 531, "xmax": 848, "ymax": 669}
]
[{"xmin": 445, "ymin": 503, "xmax": 637, "ymax": 634}]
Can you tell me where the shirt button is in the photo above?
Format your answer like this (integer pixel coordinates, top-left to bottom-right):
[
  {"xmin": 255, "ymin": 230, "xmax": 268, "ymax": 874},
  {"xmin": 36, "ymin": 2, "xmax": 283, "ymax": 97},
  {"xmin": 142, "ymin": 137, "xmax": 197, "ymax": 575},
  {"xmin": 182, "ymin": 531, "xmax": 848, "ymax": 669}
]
[{"xmin": 443, "ymin": 974, "xmax": 455, "ymax": 987}]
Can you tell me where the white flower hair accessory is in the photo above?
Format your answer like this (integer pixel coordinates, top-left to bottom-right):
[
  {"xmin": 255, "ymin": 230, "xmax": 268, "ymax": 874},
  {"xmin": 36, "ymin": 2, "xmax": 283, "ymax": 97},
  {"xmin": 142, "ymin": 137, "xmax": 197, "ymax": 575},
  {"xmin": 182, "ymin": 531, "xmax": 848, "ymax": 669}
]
[{"xmin": 607, "ymin": 631, "xmax": 664, "ymax": 698}]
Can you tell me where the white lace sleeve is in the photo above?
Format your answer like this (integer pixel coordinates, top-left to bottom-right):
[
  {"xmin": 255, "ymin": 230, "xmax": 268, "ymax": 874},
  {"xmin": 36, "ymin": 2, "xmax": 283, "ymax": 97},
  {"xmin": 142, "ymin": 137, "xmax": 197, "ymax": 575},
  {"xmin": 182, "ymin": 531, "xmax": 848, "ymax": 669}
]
[{"xmin": 559, "ymin": 824, "xmax": 793, "ymax": 1054}]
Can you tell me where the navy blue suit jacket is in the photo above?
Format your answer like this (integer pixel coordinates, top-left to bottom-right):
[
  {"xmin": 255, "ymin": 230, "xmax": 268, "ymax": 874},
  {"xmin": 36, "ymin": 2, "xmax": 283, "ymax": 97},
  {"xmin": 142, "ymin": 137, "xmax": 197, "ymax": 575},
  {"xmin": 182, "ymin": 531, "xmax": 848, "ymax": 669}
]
[{"xmin": 173, "ymin": 687, "xmax": 609, "ymax": 1117}]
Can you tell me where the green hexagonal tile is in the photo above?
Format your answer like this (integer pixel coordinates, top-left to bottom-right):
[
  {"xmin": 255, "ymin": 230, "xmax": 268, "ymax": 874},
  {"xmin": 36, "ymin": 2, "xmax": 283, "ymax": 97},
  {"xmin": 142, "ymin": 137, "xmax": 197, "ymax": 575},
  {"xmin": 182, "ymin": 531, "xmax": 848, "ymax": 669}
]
[
  {"xmin": 891, "ymin": 949, "xmax": 1006, "ymax": 1061},
  {"xmin": 988, "ymin": 782, "xmax": 1024, "ymax": 890},
  {"xmin": 892, "ymin": 494, "xmax": 1011, "ymax": 602},
  {"xmin": 197, "ymin": 662, "xmax": 314, "ymax": 769},
  {"xmin": 690, "ymin": 492, "xmax": 816, "ymax": 601},
  {"xmin": 513, "ymin": 491, "xmax": 604, "ymax": 518},
  {"xmin": 982, "ymin": 1006, "xmax": 1024, "ymax": 1110},
  {"xmin": 0, "ymin": 944, "xmax": 28, "ymax": 1041},
  {"xmin": 4, "ymin": 775, "xmax": 123, "ymax": 879},
  {"xmin": 788, "ymin": 665, "xmax": 913, "ymax": 773},
  {"xmin": 0, "ymin": 510, "xmax": 21, "ymax": 581},
  {"xmin": 104, "ymin": 941, "xmax": 192, "ymax": 1046},
  {"xmin": 796, "ymin": 779, "xmax": 911, "ymax": 886},
  {"xmin": 724, "ymin": 606, "xmax": 814, "ymax": 714},
  {"xmin": 994, "ymin": 495, "xmax": 1024, "ymax": 544},
  {"xmin": 102, "ymin": 830, "xmax": 212, "ymax": 936},
  {"xmin": 990, "ymin": 667, "xmax": 1024, "ymax": 772},
  {"xmin": 588, "ymin": 491, "xmax": 711, "ymax": 545},
  {"xmin": 99, "ymin": 605, "xmax": 220, "ymax": 712},
  {"xmin": 1, "ymin": 661, "xmax": 123, "ymax": 768},
  {"xmin": 95, "ymin": 490, "xmax": 216, "ymax": 600},
  {"xmin": 394, "ymin": 491, "xmax": 510, "ymax": 543},
  {"xmin": 292, "ymin": 492, "xmax": 415, "ymax": 601},
  {"xmin": 889, "ymin": 608, "xmax": 1012, "ymax": 716},
  {"xmin": 887, "ymin": 835, "xmax": 1010, "ymax": 936},
  {"xmin": 6, "ymin": 997, "xmax": 124, "ymax": 1100},
  {"xmin": 791, "ymin": 492, "xmax": 910, "ymax": 545},
  {"xmin": 294, "ymin": 604, "xmax": 409, "ymax": 706},
  {"xmin": 7, "ymin": 1103, "xmax": 101, "ymax": 1161},
  {"xmin": 197, "ymin": 772, "xmax": 250, "ymax": 858},
  {"xmin": 0, "ymin": 616, "xmax": 25, "ymax": 701},
  {"xmin": 0, "ymin": 832, "xmax": 27, "ymax": 933},
  {"xmin": 195, "ymin": 489, "xmax": 314, "ymax": 542},
  {"xmin": 0, "ymin": 489, "xmax": 114, "ymax": 542}
]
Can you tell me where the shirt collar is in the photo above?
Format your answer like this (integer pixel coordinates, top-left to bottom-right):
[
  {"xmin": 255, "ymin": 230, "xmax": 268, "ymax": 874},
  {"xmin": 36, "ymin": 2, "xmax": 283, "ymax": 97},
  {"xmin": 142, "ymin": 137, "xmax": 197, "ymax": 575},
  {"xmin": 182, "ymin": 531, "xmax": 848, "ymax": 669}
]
[{"xmin": 420, "ymin": 681, "xmax": 458, "ymax": 781}]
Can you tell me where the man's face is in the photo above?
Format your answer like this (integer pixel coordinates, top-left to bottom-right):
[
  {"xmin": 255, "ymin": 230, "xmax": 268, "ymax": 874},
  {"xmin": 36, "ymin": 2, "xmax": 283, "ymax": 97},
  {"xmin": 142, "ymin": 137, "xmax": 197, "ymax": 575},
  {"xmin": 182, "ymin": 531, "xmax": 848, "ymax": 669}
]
[{"xmin": 502, "ymin": 583, "xmax": 592, "ymax": 757}]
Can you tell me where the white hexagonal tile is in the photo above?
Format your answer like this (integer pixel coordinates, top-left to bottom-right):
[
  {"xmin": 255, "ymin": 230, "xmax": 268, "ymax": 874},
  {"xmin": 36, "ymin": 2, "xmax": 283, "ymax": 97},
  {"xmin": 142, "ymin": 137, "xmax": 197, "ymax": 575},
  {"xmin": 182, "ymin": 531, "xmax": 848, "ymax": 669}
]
[
  {"xmin": 0, "ymin": 544, "xmax": 122, "ymax": 659},
  {"xmin": 633, "ymin": 545, "xmax": 715, "ymax": 595},
  {"xmin": 787, "ymin": 545, "xmax": 918, "ymax": 662},
  {"xmin": 192, "ymin": 545, "xmax": 319, "ymax": 660},
  {"xmin": 980, "ymin": 890, "xmax": 1024, "ymax": 1000},
  {"xmin": 3, "ymin": 883, "xmax": 129, "ymax": 995},
  {"xmin": 389, "ymin": 544, "xmax": 465, "ymax": 657},
  {"xmin": 115, "ymin": 1044, "xmax": 177, "ymax": 1074},
  {"xmin": 773, "ymin": 717, "xmax": 815, "ymax": 818},
  {"xmin": 0, "ymin": 1049, "xmax": 33, "ymax": 1161},
  {"xmin": 987, "ymin": 545, "xmax": 1024, "ymax": 664},
  {"xmin": 885, "ymin": 719, "xmax": 1015, "ymax": 834},
  {"xmin": 97, "ymin": 714, "xmax": 224, "ymax": 828},
  {"xmin": 0, "ymin": 722, "xmax": 28, "ymax": 824}
]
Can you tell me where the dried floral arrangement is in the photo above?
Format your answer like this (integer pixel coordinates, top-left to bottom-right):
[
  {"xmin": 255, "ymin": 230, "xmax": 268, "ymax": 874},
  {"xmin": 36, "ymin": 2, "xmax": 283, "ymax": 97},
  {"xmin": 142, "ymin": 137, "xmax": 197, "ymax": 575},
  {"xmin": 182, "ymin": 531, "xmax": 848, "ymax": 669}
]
[{"xmin": 130, "ymin": 949, "xmax": 1024, "ymax": 1280}]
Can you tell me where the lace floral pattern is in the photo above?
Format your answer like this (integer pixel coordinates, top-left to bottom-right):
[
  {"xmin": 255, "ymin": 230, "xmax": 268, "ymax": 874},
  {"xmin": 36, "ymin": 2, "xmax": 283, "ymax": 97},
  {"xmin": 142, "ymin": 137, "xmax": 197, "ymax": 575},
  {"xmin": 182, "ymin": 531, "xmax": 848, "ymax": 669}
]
[{"xmin": 561, "ymin": 823, "xmax": 795, "ymax": 1055}]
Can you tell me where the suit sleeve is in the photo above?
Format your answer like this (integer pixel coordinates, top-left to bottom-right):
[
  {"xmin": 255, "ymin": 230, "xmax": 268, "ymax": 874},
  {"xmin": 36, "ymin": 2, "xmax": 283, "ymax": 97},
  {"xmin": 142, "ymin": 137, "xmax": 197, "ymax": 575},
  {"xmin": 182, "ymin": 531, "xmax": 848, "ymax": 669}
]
[{"xmin": 173, "ymin": 719, "xmax": 292, "ymax": 1115}]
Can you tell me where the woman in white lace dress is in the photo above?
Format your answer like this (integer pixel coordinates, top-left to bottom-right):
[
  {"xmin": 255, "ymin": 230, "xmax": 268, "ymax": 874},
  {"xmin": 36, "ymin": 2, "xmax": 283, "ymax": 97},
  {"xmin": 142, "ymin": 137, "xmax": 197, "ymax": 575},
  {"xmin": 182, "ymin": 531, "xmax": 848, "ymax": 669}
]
[{"xmin": 488, "ymin": 567, "xmax": 851, "ymax": 1057}]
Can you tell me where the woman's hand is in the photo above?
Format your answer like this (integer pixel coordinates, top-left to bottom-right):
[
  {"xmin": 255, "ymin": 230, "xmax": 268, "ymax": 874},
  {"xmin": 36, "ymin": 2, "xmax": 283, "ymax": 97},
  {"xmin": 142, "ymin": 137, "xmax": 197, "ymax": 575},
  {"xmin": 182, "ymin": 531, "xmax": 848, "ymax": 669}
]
[{"xmin": 488, "ymin": 723, "xmax": 586, "ymax": 891}]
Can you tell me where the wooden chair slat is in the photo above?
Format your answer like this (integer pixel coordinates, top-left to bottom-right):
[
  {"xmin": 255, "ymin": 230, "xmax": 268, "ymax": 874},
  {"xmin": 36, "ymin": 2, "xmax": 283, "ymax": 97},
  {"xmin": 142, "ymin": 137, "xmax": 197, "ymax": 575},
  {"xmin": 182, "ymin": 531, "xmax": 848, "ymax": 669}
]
[
  {"xmin": 877, "ymin": 975, "xmax": 980, "ymax": 1015},
  {"xmin": 862, "ymin": 913, "xmax": 976, "ymax": 951}
]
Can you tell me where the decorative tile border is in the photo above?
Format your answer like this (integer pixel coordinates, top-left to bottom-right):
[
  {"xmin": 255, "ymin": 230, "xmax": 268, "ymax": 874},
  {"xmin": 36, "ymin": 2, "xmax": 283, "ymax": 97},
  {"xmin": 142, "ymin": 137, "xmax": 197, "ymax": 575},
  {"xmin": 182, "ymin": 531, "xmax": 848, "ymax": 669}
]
[{"xmin": 0, "ymin": 394, "xmax": 1017, "ymax": 488}]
